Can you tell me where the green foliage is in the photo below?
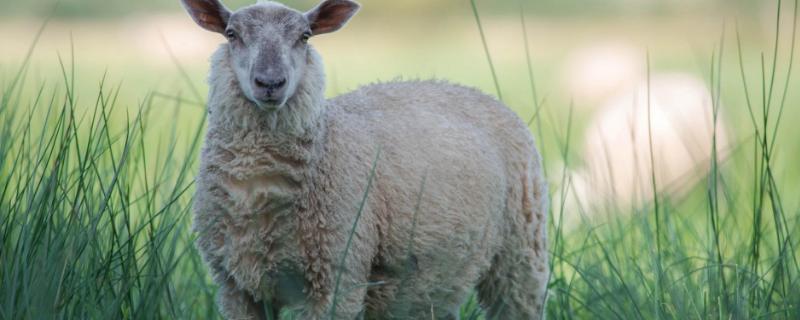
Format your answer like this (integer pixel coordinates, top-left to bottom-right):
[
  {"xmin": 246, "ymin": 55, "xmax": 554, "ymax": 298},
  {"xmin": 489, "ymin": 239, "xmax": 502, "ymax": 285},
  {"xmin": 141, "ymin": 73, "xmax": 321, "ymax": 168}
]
[{"xmin": 0, "ymin": 26, "xmax": 216, "ymax": 319}]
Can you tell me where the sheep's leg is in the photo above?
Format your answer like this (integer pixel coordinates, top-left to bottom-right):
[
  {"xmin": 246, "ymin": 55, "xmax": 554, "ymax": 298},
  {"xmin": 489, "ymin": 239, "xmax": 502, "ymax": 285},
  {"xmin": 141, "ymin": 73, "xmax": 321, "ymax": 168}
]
[
  {"xmin": 478, "ymin": 169, "xmax": 548, "ymax": 319},
  {"xmin": 217, "ymin": 278, "xmax": 269, "ymax": 320},
  {"xmin": 301, "ymin": 272, "xmax": 370, "ymax": 319},
  {"xmin": 476, "ymin": 246, "xmax": 548, "ymax": 320},
  {"xmin": 322, "ymin": 283, "xmax": 369, "ymax": 319}
]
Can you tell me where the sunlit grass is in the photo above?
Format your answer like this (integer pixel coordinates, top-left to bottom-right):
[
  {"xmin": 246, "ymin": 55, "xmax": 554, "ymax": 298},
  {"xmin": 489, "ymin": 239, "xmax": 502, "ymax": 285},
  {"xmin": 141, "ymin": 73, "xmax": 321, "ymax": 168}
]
[{"xmin": 0, "ymin": 28, "xmax": 215, "ymax": 318}]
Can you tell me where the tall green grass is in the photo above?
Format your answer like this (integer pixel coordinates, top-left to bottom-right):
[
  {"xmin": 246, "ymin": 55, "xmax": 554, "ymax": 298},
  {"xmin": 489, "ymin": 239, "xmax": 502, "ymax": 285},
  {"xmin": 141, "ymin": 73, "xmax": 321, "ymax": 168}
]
[
  {"xmin": 1, "ymin": 0, "xmax": 799, "ymax": 319},
  {"xmin": 0, "ymin": 31, "xmax": 216, "ymax": 318}
]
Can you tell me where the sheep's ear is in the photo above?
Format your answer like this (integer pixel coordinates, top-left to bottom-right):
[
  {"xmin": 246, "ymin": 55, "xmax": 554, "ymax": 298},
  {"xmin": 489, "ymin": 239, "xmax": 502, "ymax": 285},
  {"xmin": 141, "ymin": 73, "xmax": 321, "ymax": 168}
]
[
  {"xmin": 181, "ymin": 0, "xmax": 231, "ymax": 34},
  {"xmin": 305, "ymin": 0, "xmax": 360, "ymax": 36}
]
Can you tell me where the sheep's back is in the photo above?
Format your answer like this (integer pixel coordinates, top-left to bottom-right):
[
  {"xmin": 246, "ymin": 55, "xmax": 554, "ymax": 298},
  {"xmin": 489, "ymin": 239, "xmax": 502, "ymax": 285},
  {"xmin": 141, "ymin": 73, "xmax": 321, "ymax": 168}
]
[{"xmin": 325, "ymin": 80, "xmax": 535, "ymax": 166}]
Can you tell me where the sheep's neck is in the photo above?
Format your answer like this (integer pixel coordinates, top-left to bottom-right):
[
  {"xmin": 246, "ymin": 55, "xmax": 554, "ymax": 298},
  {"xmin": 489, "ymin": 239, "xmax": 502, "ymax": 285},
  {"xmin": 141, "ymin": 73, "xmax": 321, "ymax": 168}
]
[
  {"xmin": 200, "ymin": 90, "xmax": 328, "ymax": 296},
  {"xmin": 206, "ymin": 93, "xmax": 325, "ymax": 203}
]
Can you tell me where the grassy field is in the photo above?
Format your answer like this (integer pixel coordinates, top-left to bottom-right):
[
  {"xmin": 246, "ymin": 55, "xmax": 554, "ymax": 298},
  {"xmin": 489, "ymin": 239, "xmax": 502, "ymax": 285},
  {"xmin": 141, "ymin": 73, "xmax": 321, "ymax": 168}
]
[{"xmin": 1, "ymin": 0, "xmax": 799, "ymax": 319}]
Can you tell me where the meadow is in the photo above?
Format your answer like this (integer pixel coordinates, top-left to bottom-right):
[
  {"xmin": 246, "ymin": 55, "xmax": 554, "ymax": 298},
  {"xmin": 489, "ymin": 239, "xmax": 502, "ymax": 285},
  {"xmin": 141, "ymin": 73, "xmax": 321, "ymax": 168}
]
[{"xmin": 1, "ymin": 0, "xmax": 799, "ymax": 318}]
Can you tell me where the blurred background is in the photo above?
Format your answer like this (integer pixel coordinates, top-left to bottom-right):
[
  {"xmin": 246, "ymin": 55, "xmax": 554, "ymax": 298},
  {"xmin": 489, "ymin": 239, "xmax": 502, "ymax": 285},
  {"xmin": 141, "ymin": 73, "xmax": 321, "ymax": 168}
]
[{"xmin": 0, "ymin": 0, "xmax": 795, "ymax": 217}]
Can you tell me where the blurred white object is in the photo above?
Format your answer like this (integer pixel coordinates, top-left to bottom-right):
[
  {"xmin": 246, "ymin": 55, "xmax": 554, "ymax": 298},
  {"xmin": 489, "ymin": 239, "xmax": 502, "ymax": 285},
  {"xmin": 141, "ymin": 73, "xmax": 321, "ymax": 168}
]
[
  {"xmin": 563, "ymin": 73, "xmax": 730, "ymax": 221},
  {"xmin": 561, "ymin": 42, "xmax": 644, "ymax": 106}
]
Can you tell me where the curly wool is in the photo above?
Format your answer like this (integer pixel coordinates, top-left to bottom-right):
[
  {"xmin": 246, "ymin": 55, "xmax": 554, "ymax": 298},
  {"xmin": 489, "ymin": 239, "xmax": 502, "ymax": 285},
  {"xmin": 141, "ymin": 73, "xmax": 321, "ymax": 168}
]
[{"xmin": 193, "ymin": 43, "xmax": 549, "ymax": 319}]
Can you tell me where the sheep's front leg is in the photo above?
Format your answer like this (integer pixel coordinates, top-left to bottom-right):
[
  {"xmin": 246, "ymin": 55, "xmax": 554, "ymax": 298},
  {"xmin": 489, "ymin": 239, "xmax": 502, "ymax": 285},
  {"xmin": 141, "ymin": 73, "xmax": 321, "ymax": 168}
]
[
  {"xmin": 326, "ymin": 278, "xmax": 369, "ymax": 319},
  {"xmin": 298, "ymin": 268, "xmax": 371, "ymax": 319},
  {"xmin": 217, "ymin": 278, "xmax": 271, "ymax": 320}
]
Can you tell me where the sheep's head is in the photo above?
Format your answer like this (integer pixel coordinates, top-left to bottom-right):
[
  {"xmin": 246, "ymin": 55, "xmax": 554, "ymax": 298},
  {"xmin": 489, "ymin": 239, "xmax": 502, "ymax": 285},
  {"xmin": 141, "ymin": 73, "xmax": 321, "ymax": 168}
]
[{"xmin": 182, "ymin": 0, "xmax": 359, "ymax": 110}]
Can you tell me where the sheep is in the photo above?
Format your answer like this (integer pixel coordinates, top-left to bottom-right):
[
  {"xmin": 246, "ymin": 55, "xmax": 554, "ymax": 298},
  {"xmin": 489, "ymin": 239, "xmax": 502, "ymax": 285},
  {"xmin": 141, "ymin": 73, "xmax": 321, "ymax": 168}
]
[
  {"xmin": 182, "ymin": 0, "xmax": 549, "ymax": 318},
  {"xmin": 564, "ymin": 73, "xmax": 730, "ymax": 220}
]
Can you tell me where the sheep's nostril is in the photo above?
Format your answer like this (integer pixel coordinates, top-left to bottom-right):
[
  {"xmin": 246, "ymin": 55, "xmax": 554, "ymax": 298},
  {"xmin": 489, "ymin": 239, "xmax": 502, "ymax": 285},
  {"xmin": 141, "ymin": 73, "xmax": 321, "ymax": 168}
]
[{"xmin": 254, "ymin": 77, "xmax": 287, "ymax": 91}]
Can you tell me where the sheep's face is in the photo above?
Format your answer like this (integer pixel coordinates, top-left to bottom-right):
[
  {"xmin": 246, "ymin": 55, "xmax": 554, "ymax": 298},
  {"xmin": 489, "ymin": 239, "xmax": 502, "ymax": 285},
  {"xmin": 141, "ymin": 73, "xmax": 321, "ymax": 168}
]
[
  {"xmin": 224, "ymin": 3, "xmax": 311, "ymax": 109},
  {"xmin": 182, "ymin": 0, "xmax": 360, "ymax": 110}
]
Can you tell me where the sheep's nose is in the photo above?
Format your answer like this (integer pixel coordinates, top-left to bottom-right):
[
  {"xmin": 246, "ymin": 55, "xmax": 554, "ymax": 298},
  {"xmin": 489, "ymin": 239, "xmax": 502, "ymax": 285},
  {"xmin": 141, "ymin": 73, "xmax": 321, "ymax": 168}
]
[{"xmin": 254, "ymin": 76, "xmax": 286, "ymax": 91}]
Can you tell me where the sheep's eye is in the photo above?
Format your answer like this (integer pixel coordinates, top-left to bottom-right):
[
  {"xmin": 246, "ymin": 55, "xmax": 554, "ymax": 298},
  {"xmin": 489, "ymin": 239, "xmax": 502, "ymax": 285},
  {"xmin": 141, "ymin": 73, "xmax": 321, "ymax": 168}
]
[
  {"xmin": 225, "ymin": 30, "xmax": 238, "ymax": 42},
  {"xmin": 300, "ymin": 31, "xmax": 311, "ymax": 44}
]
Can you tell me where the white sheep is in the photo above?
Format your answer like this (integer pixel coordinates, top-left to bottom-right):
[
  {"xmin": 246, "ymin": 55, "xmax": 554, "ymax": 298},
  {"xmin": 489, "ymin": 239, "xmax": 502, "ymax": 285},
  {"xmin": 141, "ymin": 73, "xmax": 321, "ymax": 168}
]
[
  {"xmin": 565, "ymin": 73, "xmax": 729, "ymax": 219},
  {"xmin": 182, "ymin": 0, "xmax": 549, "ymax": 318}
]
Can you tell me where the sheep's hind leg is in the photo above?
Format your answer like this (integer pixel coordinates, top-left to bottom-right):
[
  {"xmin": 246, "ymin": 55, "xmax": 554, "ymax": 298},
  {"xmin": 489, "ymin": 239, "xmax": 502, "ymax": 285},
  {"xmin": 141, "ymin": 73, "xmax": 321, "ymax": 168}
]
[
  {"xmin": 476, "ymin": 245, "xmax": 548, "ymax": 320},
  {"xmin": 476, "ymin": 159, "xmax": 549, "ymax": 319},
  {"xmin": 217, "ymin": 278, "xmax": 270, "ymax": 320}
]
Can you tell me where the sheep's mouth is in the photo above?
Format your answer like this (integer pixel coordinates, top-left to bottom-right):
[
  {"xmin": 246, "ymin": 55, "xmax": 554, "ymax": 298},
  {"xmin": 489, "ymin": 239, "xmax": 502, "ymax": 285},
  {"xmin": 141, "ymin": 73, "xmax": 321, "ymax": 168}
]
[{"xmin": 253, "ymin": 98, "xmax": 284, "ymax": 111}]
